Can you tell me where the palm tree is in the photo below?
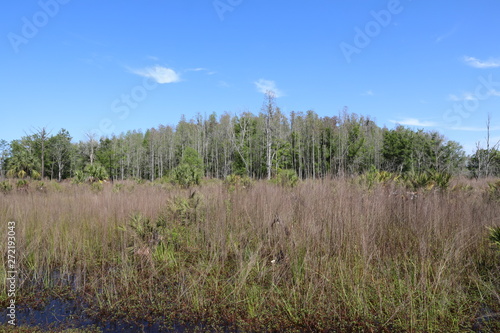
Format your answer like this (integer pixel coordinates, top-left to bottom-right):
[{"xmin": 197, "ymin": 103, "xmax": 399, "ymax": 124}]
[{"xmin": 6, "ymin": 140, "xmax": 40, "ymax": 179}]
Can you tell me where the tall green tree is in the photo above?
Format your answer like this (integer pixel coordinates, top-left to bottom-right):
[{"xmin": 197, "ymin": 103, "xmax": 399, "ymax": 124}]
[
  {"xmin": 96, "ymin": 137, "xmax": 119, "ymax": 181},
  {"xmin": 173, "ymin": 147, "xmax": 204, "ymax": 187},
  {"xmin": 48, "ymin": 129, "xmax": 73, "ymax": 181},
  {"xmin": 382, "ymin": 126, "xmax": 416, "ymax": 173},
  {"xmin": 6, "ymin": 138, "xmax": 40, "ymax": 179},
  {"xmin": 0, "ymin": 140, "xmax": 9, "ymax": 178},
  {"xmin": 32, "ymin": 127, "xmax": 50, "ymax": 179}
]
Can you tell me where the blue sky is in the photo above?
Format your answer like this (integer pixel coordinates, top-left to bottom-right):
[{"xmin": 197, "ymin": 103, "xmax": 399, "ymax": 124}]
[{"xmin": 1, "ymin": 0, "xmax": 500, "ymax": 154}]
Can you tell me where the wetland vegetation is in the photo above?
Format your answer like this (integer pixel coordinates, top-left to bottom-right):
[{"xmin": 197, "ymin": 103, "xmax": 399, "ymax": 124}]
[{"xmin": 1, "ymin": 175, "xmax": 500, "ymax": 332}]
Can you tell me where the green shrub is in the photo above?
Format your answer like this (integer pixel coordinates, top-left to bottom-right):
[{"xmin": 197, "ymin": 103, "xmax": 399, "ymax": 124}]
[
  {"xmin": 113, "ymin": 183, "xmax": 125, "ymax": 193},
  {"xmin": 35, "ymin": 181, "xmax": 47, "ymax": 193},
  {"xmin": 486, "ymin": 180, "xmax": 500, "ymax": 202},
  {"xmin": 168, "ymin": 192, "xmax": 204, "ymax": 225},
  {"xmin": 430, "ymin": 170, "xmax": 452, "ymax": 189},
  {"xmin": 488, "ymin": 226, "xmax": 500, "ymax": 248},
  {"xmin": 273, "ymin": 169, "xmax": 299, "ymax": 187},
  {"xmin": 172, "ymin": 147, "xmax": 204, "ymax": 188},
  {"xmin": 357, "ymin": 168, "xmax": 396, "ymax": 188},
  {"xmin": 451, "ymin": 183, "xmax": 474, "ymax": 192},
  {"xmin": 72, "ymin": 164, "xmax": 109, "ymax": 184},
  {"xmin": 0, "ymin": 180, "xmax": 12, "ymax": 194},
  {"xmin": 18, "ymin": 170, "xmax": 27, "ymax": 179},
  {"xmin": 224, "ymin": 174, "xmax": 253, "ymax": 190},
  {"xmin": 84, "ymin": 163, "xmax": 108, "ymax": 183},
  {"xmin": 71, "ymin": 170, "xmax": 86, "ymax": 184},
  {"xmin": 16, "ymin": 179, "xmax": 29, "ymax": 190},
  {"xmin": 50, "ymin": 181, "xmax": 63, "ymax": 192},
  {"xmin": 155, "ymin": 175, "xmax": 172, "ymax": 184},
  {"xmin": 134, "ymin": 177, "xmax": 145, "ymax": 185},
  {"xmin": 30, "ymin": 170, "xmax": 41, "ymax": 180},
  {"xmin": 173, "ymin": 164, "xmax": 202, "ymax": 187},
  {"xmin": 90, "ymin": 182, "xmax": 103, "ymax": 193},
  {"xmin": 398, "ymin": 171, "xmax": 452, "ymax": 191},
  {"xmin": 118, "ymin": 213, "xmax": 168, "ymax": 262}
]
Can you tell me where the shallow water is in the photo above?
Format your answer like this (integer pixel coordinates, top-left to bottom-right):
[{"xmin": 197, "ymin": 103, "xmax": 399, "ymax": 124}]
[
  {"xmin": 3, "ymin": 296, "xmax": 497, "ymax": 332},
  {"xmin": 0, "ymin": 297, "xmax": 222, "ymax": 332}
]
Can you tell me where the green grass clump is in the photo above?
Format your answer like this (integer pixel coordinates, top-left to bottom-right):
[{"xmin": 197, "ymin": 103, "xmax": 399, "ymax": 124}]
[
  {"xmin": 488, "ymin": 226, "xmax": 500, "ymax": 248},
  {"xmin": 273, "ymin": 169, "xmax": 299, "ymax": 187},
  {"xmin": 486, "ymin": 180, "xmax": 500, "ymax": 201},
  {"xmin": 0, "ymin": 180, "xmax": 12, "ymax": 193}
]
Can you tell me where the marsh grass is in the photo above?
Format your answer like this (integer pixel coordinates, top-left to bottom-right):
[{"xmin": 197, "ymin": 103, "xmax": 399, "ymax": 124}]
[{"xmin": 1, "ymin": 178, "xmax": 499, "ymax": 331}]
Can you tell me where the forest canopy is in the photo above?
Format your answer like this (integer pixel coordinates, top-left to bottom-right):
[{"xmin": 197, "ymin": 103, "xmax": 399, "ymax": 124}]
[{"xmin": 1, "ymin": 97, "xmax": 499, "ymax": 181}]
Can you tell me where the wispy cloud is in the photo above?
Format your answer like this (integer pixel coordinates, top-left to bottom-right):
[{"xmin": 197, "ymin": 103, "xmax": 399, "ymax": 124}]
[
  {"xmin": 218, "ymin": 81, "xmax": 230, "ymax": 88},
  {"xmin": 463, "ymin": 56, "xmax": 500, "ymax": 69},
  {"xmin": 254, "ymin": 79, "xmax": 284, "ymax": 97},
  {"xmin": 67, "ymin": 32, "xmax": 107, "ymax": 47},
  {"xmin": 435, "ymin": 25, "xmax": 458, "ymax": 43},
  {"xmin": 449, "ymin": 126, "xmax": 500, "ymax": 132},
  {"xmin": 130, "ymin": 65, "xmax": 180, "ymax": 84},
  {"xmin": 448, "ymin": 90, "xmax": 500, "ymax": 101},
  {"xmin": 79, "ymin": 52, "xmax": 113, "ymax": 68},
  {"xmin": 448, "ymin": 92, "xmax": 476, "ymax": 101},
  {"xmin": 187, "ymin": 67, "xmax": 206, "ymax": 72},
  {"xmin": 186, "ymin": 68, "xmax": 216, "ymax": 75},
  {"xmin": 390, "ymin": 118, "xmax": 437, "ymax": 127},
  {"xmin": 361, "ymin": 89, "xmax": 374, "ymax": 96}
]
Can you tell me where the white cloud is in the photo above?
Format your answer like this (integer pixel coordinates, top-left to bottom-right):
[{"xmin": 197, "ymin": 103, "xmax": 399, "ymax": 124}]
[
  {"xmin": 450, "ymin": 126, "xmax": 500, "ymax": 132},
  {"xmin": 448, "ymin": 92, "xmax": 476, "ymax": 101},
  {"xmin": 254, "ymin": 79, "xmax": 284, "ymax": 97},
  {"xmin": 435, "ymin": 25, "xmax": 458, "ymax": 43},
  {"xmin": 186, "ymin": 68, "xmax": 216, "ymax": 75},
  {"xmin": 186, "ymin": 67, "xmax": 206, "ymax": 72},
  {"xmin": 130, "ymin": 65, "xmax": 180, "ymax": 84},
  {"xmin": 218, "ymin": 81, "xmax": 230, "ymax": 88},
  {"xmin": 463, "ymin": 56, "xmax": 500, "ymax": 69},
  {"xmin": 390, "ymin": 118, "xmax": 437, "ymax": 127},
  {"xmin": 361, "ymin": 90, "xmax": 374, "ymax": 96},
  {"xmin": 448, "ymin": 89, "xmax": 500, "ymax": 101}
]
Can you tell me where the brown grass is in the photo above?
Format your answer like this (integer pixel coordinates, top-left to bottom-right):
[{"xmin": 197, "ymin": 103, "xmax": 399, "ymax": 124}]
[{"xmin": 1, "ymin": 177, "xmax": 499, "ymax": 331}]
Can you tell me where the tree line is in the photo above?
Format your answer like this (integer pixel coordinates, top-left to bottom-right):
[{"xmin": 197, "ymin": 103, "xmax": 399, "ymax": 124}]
[{"xmin": 1, "ymin": 94, "xmax": 499, "ymax": 182}]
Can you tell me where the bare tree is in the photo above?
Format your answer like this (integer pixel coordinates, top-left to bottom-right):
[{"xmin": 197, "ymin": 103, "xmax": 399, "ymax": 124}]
[
  {"xmin": 485, "ymin": 114, "xmax": 500, "ymax": 177},
  {"xmin": 85, "ymin": 132, "xmax": 98, "ymax": 165},
  {"xmin": 231, "ymin": 112, "xmax": 251, "ymax": 175},
  {"xmin": 31, "ymin": 127, "xmax": 51, "ymax": 179},
  {"xmin": 263, "ymin": 91, "xmax": 276, "ymax": 180}
]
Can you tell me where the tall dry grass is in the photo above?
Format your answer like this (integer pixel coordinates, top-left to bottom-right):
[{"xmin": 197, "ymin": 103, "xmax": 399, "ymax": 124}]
[{"xmin": 0, "ymin": 178, "xmax": 499, "ymax": 331}]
